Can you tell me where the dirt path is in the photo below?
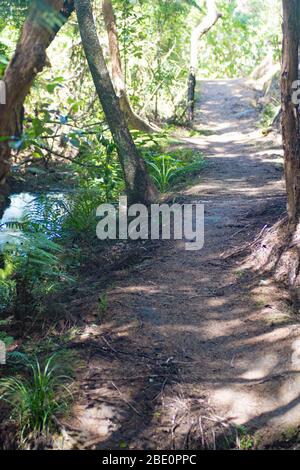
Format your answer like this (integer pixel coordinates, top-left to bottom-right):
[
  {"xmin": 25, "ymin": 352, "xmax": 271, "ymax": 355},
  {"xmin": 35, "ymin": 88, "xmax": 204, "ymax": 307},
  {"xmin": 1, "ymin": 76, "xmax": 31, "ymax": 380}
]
[{"xmin": 66, "ymin": 79, "xmax": 300, "ymax": 450}]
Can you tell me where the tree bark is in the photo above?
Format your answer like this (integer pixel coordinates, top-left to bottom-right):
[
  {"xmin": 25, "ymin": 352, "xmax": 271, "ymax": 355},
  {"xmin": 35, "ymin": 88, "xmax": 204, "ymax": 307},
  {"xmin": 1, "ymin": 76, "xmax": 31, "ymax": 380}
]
[
  {"xmin": 102, "ymin": 0, "xmax": 158, "ymax": 133},
  {"xmin": 187, "ymin": 0, "xmax": 221, "ymax": 122},
  {"xmin": 0, "ymin": 0, "xmax": 74, "ymax": 200},
  {"xmin": 75, "ymin": 0, "xmax": 158, "ymax": 205},
  {"xmin": 281, "ymin": 0, "xmax": 300, "ymax": 225}
]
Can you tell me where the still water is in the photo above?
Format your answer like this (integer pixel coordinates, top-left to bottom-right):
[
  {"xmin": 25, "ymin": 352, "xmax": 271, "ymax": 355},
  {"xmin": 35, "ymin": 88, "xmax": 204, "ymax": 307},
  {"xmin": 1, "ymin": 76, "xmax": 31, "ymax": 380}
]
[{"xmin": 0, "ymin": 193, "xmax": 65, "ymax": 248}]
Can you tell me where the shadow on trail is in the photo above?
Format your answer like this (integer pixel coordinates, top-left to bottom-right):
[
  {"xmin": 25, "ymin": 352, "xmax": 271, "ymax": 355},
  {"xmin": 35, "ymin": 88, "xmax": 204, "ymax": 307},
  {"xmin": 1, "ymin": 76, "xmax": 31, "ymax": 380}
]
[{"xmin": 69, "ymin": 79, "xmax": 298, "ymax": 449}]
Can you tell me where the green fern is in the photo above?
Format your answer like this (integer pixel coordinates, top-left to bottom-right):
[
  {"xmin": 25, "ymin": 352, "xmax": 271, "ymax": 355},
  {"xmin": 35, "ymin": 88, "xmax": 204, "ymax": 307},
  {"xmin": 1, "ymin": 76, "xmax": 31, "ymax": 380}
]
[
  {"xmin": 4, "ymin": 233, "xmax": 64, "ymax": 281},
  {"xmin": 58, "ymin": 188, "xmax": 104, "ymax": 238},
  {"xmin": 0, "ymin": 230, "xmax": 74, "ymax": 317}
]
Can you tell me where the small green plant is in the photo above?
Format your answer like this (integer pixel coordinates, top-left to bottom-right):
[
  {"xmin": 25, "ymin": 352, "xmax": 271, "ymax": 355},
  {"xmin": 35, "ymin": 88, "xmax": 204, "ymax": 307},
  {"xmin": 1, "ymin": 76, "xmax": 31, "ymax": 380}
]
[
  {"xmin": 146, "ymin": 155, "xmax": 181, "ymax": 191},
  {"xmin": 0, "ymin": 353, "xmax": 74, "ymax": 441},
  {"xmin": 98, "ymin": 293, "xmax": 108, "ymax": 320},
  {"xmin": 236, "ymin": 425, "xmax": 255, "ymax": 450},
  {"xmin": 188, "ymin": 128, "xmax": 214, "ymax": 137},
  {"xmin": 0, "ymin": 279, "xmax": 16, "ymax": 313},
  {"xmin": 260, "ymin": 102, "xmax": 280, "ymax": 130},
  {"xmin": 235, "ymin": 270, "xmax": 246, "ymax": 279}
]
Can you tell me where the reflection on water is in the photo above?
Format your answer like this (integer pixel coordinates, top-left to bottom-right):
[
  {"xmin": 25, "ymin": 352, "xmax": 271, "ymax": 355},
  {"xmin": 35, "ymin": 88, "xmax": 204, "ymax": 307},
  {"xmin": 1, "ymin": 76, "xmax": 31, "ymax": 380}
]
[
  {"xmin": 0, "ymin": 193, "xmax": 35, "ymax": 248},
  {"xmin": 1, "ymin": 193, "xmax": 37, "ymax": 225},
  {"xmin": 0, "ymin": 192, "xmax": 65, "ymax": 249}
]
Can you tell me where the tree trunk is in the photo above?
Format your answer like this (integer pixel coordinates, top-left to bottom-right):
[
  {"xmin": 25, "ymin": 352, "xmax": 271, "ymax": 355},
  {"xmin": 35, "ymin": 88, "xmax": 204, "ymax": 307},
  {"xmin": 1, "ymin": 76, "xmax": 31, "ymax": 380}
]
[
  {"xmin": 75, "ymin": 0, "xmax": 158, "ymax": 205},
  {"xmin": 102, "ymin": 0, "xmax": 158, "ymax": 133},
  {"xmin": 187, "ymin": 0, "xmax": 221, "ymax": 122},
  {"xmin": 281, "ymin": 0, "xmax": 300, "ymax": 226},
  {"xmin": 0, "ymin": 0, "xmax": 74, "ymax": 202}
]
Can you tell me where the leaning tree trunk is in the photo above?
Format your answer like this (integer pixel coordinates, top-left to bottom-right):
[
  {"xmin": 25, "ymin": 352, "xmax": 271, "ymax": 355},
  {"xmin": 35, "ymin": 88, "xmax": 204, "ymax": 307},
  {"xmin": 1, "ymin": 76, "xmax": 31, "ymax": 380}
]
[
  {"xmin": 187, "ymin": 0, "xmax": 221, "ymax": 122},
  {"xmin": 0, "ymin": 0, "xmax": 74, "ymax": 203},
  {"xmin": 102, "ymin": 0, "xmax": 158, "ymax": 133},
  {"xmin": 251, "ymin": 1, "xmax": 300, "ymax": 309},
  {"xmin": 241, "ymin": 1, "xmax": 300, "ymax": 311},
  {"xmin": 282, "ymin": 0, "xmax": 300, "ymax": 226},
  {"xmin": 75, "ymin": 0, "xmax": 158, "ymax": 205}
]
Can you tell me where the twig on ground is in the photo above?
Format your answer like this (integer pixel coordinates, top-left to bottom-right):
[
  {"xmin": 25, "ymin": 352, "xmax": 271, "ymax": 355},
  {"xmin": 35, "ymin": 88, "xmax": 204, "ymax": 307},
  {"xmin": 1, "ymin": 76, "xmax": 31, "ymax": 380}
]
[
  {"xmin": 111, "ymin": 381, "xmax": 142, "ymax": 416},
  {"xmin": 101, "ymin": 335, "xmax": 119, "ymax": 355},
  {"xmin": 199, "ymin": 417, "xmax": 205, "ymax": 448},
  {"xmin": 152, "ymin": 377, "xmax": 168, "ymax": 402}
]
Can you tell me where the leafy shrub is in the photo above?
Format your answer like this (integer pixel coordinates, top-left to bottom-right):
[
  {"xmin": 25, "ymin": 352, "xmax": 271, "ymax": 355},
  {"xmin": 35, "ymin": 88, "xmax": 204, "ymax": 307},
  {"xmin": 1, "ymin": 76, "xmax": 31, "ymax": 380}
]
[{"xmin": 74, "ymin": 135, "xmax": 124, "ymax": 202}]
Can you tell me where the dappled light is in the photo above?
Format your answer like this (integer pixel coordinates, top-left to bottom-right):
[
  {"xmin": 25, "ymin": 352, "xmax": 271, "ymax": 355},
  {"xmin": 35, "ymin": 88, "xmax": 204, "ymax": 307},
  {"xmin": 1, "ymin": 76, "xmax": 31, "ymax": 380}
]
[{"xmin": 1, "ymin": 0, "xmax": 300, "ymax": 454}]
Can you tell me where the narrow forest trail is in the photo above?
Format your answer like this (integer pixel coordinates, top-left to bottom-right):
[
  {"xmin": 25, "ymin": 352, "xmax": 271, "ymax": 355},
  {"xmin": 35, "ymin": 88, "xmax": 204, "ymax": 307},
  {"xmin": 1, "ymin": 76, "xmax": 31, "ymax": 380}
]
[{"xmin": 67, "ymin": 79, "xmax": 300, "ymax": 450}]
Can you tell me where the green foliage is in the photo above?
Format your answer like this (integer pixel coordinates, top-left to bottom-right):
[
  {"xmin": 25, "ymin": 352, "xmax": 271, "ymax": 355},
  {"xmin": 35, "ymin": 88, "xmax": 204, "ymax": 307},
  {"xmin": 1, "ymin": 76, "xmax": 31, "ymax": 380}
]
[
  {"xmin": 236, "ymin": 425, "xmax": 255, "ymax": 450},
  {"xmin": 0, "ymin": 279, "xmax": 16, "ymax": 314},
  {"xmin": 4, "ymin": 233, "xmax": 66, "ymax": 285},
  {"xmin": 11, "ymin": 93, "xmax": 124, "ymax": 206},
  {"xmin": 0, "ymin": 51, "xmax": 9, "ymax": 77},
  {"xmin": 131, "ymin": 130, "xmax": 205, "ymax": 191},
  {"xmin": 0, "ymin": 1, "xmax": 30, "ymax": 25},
  {"xmin": 115, "ymin": 0, "xmax": 192, "ymax": 119},
  {"xmin": 1, "ymin": 0, "xmax": 281, "ymax": 124},
  {"xmin": 110, "ymin": 0, "xmax": 282, "ymax": 116},
  {"xmin": 146, "ymin": 155, "xmax": 183, "ymax": 192},
  {"xmin": 59, "ymin": 188, "xmax": 106, "ymax": 239},
  {"xmin": 0, "ymin": 224, "xmax": 74, "ymax": 317},
  {"xmin": 0, "ymin": 1, "xmax": 29, "ymax": 77},
  {"xmin": 146, "ymin": 152, "xmax": 205, "ymax": 191},
  {"xmin": 199, "ymin": 0, "xmax": 281, "ymax": 78},
  {"xmin": 0, "ymin": 353, "xmax": 73, "ymax": 440},
  {"xmin": 73, "ymin": 135, "xmax": 124, "ymax": 202},
  {"xmin": 98, "ymin": 293, "xmax": 108, "ymax": 321},
  {"xmin": 0, "ymin": 331, "xmax": 14, "ymax": 346},
  {"xmin": 260, "ymin": 102, "xmax": 280, "ymax": 129}
]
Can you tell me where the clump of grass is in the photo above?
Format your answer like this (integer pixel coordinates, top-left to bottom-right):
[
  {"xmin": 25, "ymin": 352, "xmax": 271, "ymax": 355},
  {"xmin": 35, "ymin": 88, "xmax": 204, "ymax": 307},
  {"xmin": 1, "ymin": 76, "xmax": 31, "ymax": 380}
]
[
  {"xmin": 188, "ymin": 128, "xmax": 214, "ymax": 137},
  {"xmin": 0, "ymin": 352, "xmax": 74, "ymax": 443},
  {"xmin": 236, "ymin": 425, "xmax": 256, "ymax": 450},
  {"xmin": 98, "ymin": 293, "xmax": 108, "ymax": 321}
]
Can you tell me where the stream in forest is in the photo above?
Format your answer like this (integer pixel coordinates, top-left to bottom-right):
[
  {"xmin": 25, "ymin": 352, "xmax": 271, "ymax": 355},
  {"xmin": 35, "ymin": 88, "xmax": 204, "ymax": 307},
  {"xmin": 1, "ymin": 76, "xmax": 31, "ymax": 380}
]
[{"xmin": 0, "ymin": 192, "xmax": 66, "ymax": 248}]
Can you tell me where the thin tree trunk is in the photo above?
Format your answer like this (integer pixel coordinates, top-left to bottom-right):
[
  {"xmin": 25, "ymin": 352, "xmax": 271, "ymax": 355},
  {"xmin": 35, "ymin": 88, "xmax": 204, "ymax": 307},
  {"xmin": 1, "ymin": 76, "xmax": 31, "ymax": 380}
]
[
  {"xmin": 75, "ymin": 0, "xmax": 158, "ymax": 205},
  {"xmin": 281, "ymin": 0, "xmax": 300, "ymax": 225},
  {"xmin": 0, "ymin": 0, "xmax": 74, "ymax": 202},
  {"xmin": 187, "ymin": 0, "xmax": 221, "ymax": 122},
  {"xmin": 102, "ymin": 0, "xmax": 158, "ymax": 133}
]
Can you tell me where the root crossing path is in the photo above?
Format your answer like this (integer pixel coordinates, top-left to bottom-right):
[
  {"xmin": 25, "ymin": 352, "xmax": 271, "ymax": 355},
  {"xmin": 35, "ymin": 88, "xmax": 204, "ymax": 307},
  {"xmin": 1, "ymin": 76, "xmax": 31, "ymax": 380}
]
[{"xmin": 69, "ymin": 80, "xmax": 300, "ymax": 450}]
